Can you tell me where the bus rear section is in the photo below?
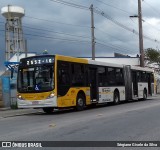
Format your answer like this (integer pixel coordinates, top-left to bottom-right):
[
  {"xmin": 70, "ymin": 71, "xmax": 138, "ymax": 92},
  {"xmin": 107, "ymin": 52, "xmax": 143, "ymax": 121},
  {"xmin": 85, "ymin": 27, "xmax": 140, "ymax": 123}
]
[
  {"xmin": 124, "ymin": 65, "xmax": 154, "ymax": 100},
  {"xmin": 88, "ymin": 60, "xmax": 126, "ymax": 105}
]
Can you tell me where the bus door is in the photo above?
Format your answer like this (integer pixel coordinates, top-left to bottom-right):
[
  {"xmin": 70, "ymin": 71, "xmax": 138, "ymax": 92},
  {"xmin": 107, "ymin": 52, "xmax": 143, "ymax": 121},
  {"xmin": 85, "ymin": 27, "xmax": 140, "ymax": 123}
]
[
  {"xmin": 89, "ymin": 67, "xmax": 98, "ymax": 102},
  {"xmin": 147, "ymin": 73, "xmax": 152, "ymax": 96},
  {"xmin": 132, "ymin": 71, "xmax": 138, "ymax": 97}
]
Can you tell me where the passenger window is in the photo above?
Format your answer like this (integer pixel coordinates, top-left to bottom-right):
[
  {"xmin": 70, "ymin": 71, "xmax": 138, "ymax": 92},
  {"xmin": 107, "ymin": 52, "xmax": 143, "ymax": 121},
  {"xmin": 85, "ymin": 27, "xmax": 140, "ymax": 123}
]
[
  {"xmin": 71, "ymin": 63, "xmax": 85, "ymax": 86},
  {"xmin": 108, "ymin": 67, "xmax": 116, "ymax": 85},
  {"xmin": 98, "ymin": 67, "xmax": 107, "ymax": 86},
  {"xmin": 115, "ymin": 68, "xmax": 124, "ymax": 85},
  {"xmin": 58, "ymin": 62, "xmax": 70, "ymax": 86}
]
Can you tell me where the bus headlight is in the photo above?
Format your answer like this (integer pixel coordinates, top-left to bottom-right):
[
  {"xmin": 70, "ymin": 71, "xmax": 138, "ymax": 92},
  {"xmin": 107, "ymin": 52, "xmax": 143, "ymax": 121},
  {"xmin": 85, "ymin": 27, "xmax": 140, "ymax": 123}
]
[
  {"xmin": 47, "ymin": 92, "xmax": 55, "ymax": 99},
  {"xmin": 50, "ymin": 93, "xmax": 55, "ymax": 97},
  {"xmin": 18, "ymin": 95, "xmax": 24, "ymax": 100}
]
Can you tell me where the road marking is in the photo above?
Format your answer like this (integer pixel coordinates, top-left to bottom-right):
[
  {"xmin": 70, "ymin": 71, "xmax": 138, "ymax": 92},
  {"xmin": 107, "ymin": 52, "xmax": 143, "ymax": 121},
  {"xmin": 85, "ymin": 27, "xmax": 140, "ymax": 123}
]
[
  {"xmin": 49, "ymin": 123, "xmax": 56, "ymax": 128},
  {"xmin": 96, "ymin": 114, "xmax": 103, "ymax": 117}
]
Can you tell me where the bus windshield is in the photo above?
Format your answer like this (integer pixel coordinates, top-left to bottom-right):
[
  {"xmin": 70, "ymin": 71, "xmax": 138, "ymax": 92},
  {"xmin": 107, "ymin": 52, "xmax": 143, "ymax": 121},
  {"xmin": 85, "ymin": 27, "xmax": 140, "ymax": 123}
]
[{"xmin": 17, "ymin": 65, "xmax": 54, "ymax": 93}]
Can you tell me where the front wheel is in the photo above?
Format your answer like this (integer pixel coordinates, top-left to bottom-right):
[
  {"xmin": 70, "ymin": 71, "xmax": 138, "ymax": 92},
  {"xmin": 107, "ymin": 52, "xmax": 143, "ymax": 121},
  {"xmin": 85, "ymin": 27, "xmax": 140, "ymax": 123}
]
[
  {"xmin": 43, "ymin": 107, "xmax": 54, "ymax": 114},
  {"xmin": 76, "ymin": 94, "xmax": 85, "ymax": 111}
]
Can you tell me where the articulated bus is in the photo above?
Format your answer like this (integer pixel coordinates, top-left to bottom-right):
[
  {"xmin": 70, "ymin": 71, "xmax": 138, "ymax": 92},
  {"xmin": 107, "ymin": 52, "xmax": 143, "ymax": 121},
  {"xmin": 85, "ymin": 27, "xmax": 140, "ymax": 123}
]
[{"xmin": 17, "ymin": 55, "xmax": 154, "ymax": 113}]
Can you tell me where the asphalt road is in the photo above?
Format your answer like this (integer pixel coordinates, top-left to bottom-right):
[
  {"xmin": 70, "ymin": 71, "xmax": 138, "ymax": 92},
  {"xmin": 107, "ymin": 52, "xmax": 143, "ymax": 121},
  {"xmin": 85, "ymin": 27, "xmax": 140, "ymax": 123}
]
[{"xmin": 1, "ymin": 96, "xmax": 160, "ymax": 150}]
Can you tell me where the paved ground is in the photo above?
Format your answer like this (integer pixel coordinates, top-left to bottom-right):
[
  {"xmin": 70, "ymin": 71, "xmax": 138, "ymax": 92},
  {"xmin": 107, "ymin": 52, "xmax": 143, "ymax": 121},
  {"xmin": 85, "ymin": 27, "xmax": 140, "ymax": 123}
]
[
  {"xmin": 0, "ymin": 96, "xmax": 160, "ymax": 150},
  {"xmin": 0, "ymin": 95, "xmax": 158, "ymax": 118},
  {"xmin": 0, "ymin": 108, "xmax": 42, "ymax": 118}
]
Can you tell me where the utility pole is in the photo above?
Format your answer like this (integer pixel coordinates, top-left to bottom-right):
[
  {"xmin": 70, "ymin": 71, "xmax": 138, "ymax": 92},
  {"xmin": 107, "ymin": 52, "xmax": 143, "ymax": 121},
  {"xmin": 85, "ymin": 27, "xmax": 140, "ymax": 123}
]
[
  {"xmin": 138, "ymin": 0, "xmax": 144, "ymax": 67},
  {"xmin": 90, "ymin": 4, "xmax": 95, "ymax": 60}
]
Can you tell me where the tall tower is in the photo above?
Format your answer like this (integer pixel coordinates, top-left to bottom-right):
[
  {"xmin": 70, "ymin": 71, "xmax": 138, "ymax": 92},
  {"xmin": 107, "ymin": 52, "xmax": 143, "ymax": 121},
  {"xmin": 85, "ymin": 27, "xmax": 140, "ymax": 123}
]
[{"xmin": 1, "ymin": 5, "xmax": 25, "ymax": 62}]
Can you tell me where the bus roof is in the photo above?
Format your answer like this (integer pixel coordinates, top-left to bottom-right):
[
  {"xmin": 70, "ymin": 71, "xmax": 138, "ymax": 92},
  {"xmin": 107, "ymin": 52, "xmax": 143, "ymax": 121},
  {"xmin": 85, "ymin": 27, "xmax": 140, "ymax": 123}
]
[
  {"xmin": 56, "ymin": 55, "xmax": 88, "ymax": 64},
  {"xmin": 20, "ymin": 55, "xmax": 55, "ymax": 61},
  {"xmin": 19, "ymin": 54, "xmax": 154, "ymax": 72},
  {"xmin": 88, "ymin": 59, "xmax": 124, "ymax": 68},
  {"xmin": 131, "ymin": 65, "xmax": 153, "ymax": 72}
]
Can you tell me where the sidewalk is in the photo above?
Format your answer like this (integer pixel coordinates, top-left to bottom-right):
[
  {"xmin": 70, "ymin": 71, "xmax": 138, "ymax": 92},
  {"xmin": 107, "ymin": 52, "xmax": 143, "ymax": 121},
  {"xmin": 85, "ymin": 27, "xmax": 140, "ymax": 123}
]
[{"xmin": 0, "ymin": 108, "xmax": 43, "ymax": 118}]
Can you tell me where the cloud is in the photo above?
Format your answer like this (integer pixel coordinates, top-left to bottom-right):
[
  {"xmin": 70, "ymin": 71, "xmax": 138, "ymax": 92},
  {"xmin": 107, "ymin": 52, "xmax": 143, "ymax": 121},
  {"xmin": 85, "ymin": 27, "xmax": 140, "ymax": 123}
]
[{"xmin": 0, "ymin": 0, "xmax": 160, "ymax": 71}]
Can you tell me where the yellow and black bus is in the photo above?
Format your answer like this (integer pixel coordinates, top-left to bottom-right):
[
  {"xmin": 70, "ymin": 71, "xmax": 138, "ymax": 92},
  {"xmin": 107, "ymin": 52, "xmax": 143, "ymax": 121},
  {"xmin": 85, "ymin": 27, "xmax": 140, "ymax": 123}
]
[{"xmin": 17, "ymin": 55, "xmax": 154, "ymax": 113}]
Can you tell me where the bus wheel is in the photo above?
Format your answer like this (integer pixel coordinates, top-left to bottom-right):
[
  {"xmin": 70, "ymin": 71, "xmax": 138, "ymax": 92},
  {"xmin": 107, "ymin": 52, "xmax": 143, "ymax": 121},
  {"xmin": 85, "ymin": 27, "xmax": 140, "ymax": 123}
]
[
  {"xmin": 114, "ymin": 91, "xmax": 120, "ymax": 105},
  {"xmin": 143, "ymin": 89, "xmax": 147, "ymax": 100},
  {"xmin": 76, "ymin": 94, "xmax": 85, "ymax": 111},
  {"xmin": 43, "ymin": 107, "xmax": 54, "ymax": 114}
]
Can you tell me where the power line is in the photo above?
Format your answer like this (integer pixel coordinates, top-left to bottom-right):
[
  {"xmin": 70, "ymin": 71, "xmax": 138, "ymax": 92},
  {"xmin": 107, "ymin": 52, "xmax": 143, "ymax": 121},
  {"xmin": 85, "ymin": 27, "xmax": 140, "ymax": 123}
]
[
  {"xmin": 96, "ymin": 41, "xmax": 138, "ymax": 54},
  {"xmin": 24, "ymin": 33, "xmax": 91, "ymax": 43},
  {"xmin": 93, "ymin": 7, "xmax": 160, "ymax": 44},
  {"xmin": 0, "ymin": 20, "xmax": 91, "ymax": 40},
  {"xmin": 48, "ymin": 0, "xmax": 141, "ymax": 43},
  {"xmin": 96, "ymin": 0, "xmax": 160, "ymax": 44},
  {"xmin": 25, "ymin": 16, "xmax": 90, "ymax": 28},
  {"xmin": 95, "ymin": 28, "xmax": 139, "ymax": 52},
  {"xmin": 96, "ymin": 0, "xmax": 160, "ymax": 40},
  {"xmin": 131, "ymin": 17, "xmax": 160, "ymax": 38},
  {"xmin": 143, "ymin": 0, "xmax": 160, "ymax": 17},
  {"xmin": 96, "ymin": 28, "xmax": 126, "ymax": 43},
  {"xmin": 50, "ymin": 0, "xmax": 89, "ymax": 10},
  {"xmin": 45, "ymin": 0, "xmax": 160, "ymax": 45},
  {"xmin": 23, "ymin": 25, "xmax": 90, "ymax": 39},
  {"xmin": 142, "ymin": 1, "xmax": 160, "ymax": 35},
  {"xmin": 1, "ymin": 15, "xmax": 98, "ymax": 40},
  {"xmin": 49, "ymin": 0, "xmax": 160, "ymax": 51},
  {"xmin": 142, "ymin": 19, "xmax": 160, "ymax": 41},
  {"xmin": 94, "ymin": 8, "xmax": 139, "ymax": 33},
  {"xmin": 1, "ymin": 0, "xmax": 159, "ymax": 55},
  {"xmin": 144, "ymin": 20, "xmax": 160, "ymax": 32},
  {"xmin": 95, "ymin": 0, "xmax": 139, "ymax": 32},
  {"xmin": 0, "ymin": 27, "xmax": 91, "ymax": 44},
  {"xmin": 2, "ymin": 26, "xmax": 138, "ymax": 54},
  {"xmin": 96, "ymin": 39, "xmax": 138, "ymax": 54},
  {"xmin": 0, "ymin": 27, "xmax": 136, "ymax": 54},
  {"xmin": 96, "ymin": 0, "xmax": 130, "ymax": 15},
  {"xmin": 24, "ymin": 22, "xmax": 138, "ymax": 51}
]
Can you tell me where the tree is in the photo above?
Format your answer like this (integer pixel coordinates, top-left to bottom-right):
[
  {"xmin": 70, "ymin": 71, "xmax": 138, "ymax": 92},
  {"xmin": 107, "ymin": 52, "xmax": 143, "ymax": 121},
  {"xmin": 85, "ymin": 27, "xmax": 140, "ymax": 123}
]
[{"xmin": 145, "ymin": 48, "xmax": 160, "ymax": 64}]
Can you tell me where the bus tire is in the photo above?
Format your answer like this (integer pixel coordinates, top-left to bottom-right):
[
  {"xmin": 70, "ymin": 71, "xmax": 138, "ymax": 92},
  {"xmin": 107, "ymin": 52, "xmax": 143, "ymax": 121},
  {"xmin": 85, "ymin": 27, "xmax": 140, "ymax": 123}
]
[
  {"xmin": 76, "ymin": 94, "xmax": 85, "ymax": 111},
  {"xmin": 43, "ymin": 107, "xmax": 54, "ymax": 114},
  {"xmin": 143, "ymin": 89, "xmax": 147, "ymax": 100},
  {"xmin": 113, "ymin": 91, "xmax": 120, "ymax": 105}
]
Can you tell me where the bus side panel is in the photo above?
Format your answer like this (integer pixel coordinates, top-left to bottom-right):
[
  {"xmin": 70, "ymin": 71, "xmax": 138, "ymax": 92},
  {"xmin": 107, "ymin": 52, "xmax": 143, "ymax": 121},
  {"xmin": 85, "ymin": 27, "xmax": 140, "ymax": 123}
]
[
  {"xmin": 98, "ymin": 86, "xmax": 125, "ymax": 103},
  {"xmin": 57, "ymin": 87, "xmax": 91, "ymax": 108},
  {"xmin": 138, "ymin": 82, "xmax": 148, "ymax": 98}
]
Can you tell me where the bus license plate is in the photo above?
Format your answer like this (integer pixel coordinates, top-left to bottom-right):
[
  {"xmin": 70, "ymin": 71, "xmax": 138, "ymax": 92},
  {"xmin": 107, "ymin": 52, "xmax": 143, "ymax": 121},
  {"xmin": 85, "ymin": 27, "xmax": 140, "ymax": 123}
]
[{"xmin": 32, "ymin": 101, "xmax": 39, "ymax": 105}]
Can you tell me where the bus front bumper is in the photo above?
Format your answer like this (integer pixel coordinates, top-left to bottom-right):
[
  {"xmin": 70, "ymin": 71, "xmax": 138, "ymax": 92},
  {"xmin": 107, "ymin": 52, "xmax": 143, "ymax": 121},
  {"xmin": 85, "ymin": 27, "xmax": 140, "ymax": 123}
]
[{"xmin": 17, "ymin": 96, "xmax": 58, "ymax": 108}]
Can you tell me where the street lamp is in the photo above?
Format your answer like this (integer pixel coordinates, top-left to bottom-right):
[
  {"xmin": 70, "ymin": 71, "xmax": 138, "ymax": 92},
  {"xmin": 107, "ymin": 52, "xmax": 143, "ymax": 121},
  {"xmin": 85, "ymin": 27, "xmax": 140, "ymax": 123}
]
[{"xmin": 130, "ymin": 0, "xmax": 144, "ymax": 67}]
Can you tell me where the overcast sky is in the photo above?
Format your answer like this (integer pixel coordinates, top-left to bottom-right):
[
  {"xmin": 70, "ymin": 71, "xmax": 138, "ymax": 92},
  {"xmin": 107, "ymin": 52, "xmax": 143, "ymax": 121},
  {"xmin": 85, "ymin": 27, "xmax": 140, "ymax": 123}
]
[{"xmin": 0, "ymin": 0, "xmax": 160, "ymax": 73}]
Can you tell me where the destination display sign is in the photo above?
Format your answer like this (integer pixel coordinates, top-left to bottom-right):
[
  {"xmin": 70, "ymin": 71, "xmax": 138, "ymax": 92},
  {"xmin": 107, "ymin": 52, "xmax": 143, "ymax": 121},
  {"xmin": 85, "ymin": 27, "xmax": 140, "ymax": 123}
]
[{"xmin": 21, "ymin": 56, "xmax": 54, "ymax": 66}]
